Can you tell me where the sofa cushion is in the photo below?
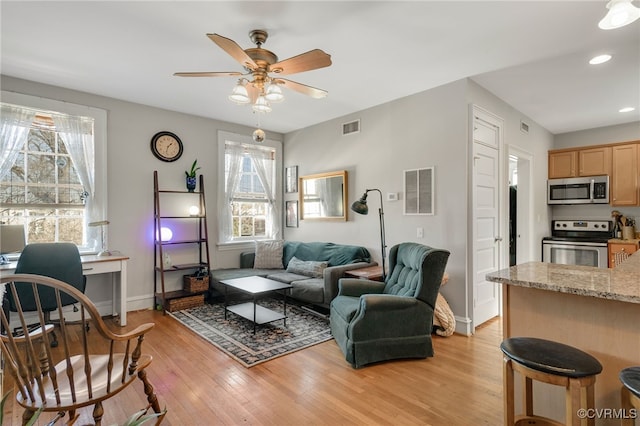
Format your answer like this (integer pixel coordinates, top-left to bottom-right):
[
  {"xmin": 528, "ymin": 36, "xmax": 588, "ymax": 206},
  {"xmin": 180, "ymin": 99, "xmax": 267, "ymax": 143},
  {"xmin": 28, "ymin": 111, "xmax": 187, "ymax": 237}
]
[
  {"xmin": 286, "ymin": 256, "xmax": 328, "ymax": 278},
  {"xmin": 266, "ymin": 271, "xmax": 308, "ymax": 284},
  {"xmin": 283, "ymin": 241, "xmax": 371, "ymax": 267},
  {"xmin": 253, "ymin": 240, "xmax": 284, "ymax": 269},
  {"xmin": 290, "ymin": 278, "xmax": 324, "ymax": 304}
]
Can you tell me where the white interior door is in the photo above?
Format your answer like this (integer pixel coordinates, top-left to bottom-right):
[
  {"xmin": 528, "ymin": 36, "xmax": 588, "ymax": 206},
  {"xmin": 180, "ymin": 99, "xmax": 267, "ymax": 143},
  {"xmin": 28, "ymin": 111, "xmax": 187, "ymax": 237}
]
[{"xmin": 472, "ymin": 107, "xmax": 503, "ymax": 328}]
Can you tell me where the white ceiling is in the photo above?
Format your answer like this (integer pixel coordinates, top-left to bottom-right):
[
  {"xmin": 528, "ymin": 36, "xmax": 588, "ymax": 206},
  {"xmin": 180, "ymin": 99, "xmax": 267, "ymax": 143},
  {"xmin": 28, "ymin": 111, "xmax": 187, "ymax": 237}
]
[{"xmin": 1, "ymin": 1, "xmax": 639, "ymax": 135}]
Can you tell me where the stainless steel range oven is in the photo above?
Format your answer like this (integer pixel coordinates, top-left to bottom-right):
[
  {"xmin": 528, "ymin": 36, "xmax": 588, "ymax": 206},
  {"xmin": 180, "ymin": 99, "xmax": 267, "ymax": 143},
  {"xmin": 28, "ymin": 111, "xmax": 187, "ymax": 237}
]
[{"xmin": 542, "ymin": 220, "xmax": 612, "ymax": 269}]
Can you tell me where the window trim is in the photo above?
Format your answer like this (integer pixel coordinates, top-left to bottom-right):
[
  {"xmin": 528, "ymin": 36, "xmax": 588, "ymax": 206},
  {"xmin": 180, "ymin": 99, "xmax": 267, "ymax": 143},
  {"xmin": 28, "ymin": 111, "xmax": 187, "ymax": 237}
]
[
  {"xmin": 1, "ymin": 91, "xmax": 108, "ymax": 252},
  {"xmin": 217, "ymin": 130, "xmax": 282, "ymax": 246}
]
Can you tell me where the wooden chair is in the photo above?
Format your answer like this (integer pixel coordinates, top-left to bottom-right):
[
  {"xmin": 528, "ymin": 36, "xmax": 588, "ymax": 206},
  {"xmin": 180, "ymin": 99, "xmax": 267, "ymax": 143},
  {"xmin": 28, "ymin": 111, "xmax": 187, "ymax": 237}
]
[{"xmin": 0, "ymin": 273, "xmax": 165, "ymax": 425}]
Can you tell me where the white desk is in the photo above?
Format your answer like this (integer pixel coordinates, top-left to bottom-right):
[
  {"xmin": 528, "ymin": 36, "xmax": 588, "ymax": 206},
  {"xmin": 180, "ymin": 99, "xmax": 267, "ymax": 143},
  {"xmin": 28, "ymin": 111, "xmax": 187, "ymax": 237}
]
[{"xmin": 0, "ymin": 254, "xmax": 129, "ymax": 326}]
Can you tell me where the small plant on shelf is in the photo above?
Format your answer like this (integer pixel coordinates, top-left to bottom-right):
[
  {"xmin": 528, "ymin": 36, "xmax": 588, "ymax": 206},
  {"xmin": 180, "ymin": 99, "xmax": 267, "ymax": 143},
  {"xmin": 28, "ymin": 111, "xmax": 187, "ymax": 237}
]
[
  {"xmin": 185, "ymin": 159, "xmax": 200, "ymax": 178},
  {"xmin": 185, "ymin": 159, "xmax": 200, "ymax": 192}
]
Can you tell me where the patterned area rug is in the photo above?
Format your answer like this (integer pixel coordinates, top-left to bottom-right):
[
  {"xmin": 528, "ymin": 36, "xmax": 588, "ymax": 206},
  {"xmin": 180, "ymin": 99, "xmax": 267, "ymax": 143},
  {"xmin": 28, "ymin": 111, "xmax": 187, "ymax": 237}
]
[{"xmin": 169, "ymin": 298, "xmax": 332, "ymax": 368}]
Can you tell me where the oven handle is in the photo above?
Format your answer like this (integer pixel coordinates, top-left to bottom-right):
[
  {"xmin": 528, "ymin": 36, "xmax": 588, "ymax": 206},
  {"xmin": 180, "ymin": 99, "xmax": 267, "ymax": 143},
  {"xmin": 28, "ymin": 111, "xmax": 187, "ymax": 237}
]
[{"xmin": 542, "ymin": 240, "xmax": 608, "ymax": 247}]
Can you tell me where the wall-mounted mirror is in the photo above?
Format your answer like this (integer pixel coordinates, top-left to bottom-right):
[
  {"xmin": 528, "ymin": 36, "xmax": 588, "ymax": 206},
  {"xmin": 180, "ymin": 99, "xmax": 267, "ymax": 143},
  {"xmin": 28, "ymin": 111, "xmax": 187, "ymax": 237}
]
[{"xmin": 299, "ymin": 170, "xmax": 348, "ymax": 221}]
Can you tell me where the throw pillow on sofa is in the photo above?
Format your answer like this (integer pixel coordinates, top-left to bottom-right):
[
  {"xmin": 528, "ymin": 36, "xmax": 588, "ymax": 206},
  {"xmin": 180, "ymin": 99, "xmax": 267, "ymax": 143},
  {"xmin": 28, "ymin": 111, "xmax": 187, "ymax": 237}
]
[
  {"xmin": 286, "ymin": 256, "xmax": 328, "ymax": 278},
  {"xmin": 253, "ymin": 240, "xmax": 284, "ymax": 269}
]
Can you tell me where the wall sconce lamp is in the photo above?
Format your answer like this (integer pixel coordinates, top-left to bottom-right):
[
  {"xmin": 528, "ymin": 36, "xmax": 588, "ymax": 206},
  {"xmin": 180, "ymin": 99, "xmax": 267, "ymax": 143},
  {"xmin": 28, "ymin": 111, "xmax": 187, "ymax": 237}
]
[{"xmin": 351, "ymin": 189, "xmax": 387, "ymax": 281}]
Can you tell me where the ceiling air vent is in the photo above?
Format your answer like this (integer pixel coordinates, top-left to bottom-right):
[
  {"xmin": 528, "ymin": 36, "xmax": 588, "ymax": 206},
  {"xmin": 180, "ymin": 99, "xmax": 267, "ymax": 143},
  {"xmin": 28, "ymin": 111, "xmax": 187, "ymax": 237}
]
[
  {"xmin": 342, "ymin": 119, "xmax": 360, "ymax": 136},
  {"xmin": 520, "ymin": 120, "xmax": 530, "ymax": 134}
]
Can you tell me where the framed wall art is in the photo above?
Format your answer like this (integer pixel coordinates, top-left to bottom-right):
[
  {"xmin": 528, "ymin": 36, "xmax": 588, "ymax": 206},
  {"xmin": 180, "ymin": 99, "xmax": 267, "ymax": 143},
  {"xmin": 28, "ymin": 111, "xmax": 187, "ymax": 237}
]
[
  {"xmin": 285, "ymin": 165, "xmax": 298, "ymax": 193},
  {"xmin": 286, "ymin": 200, "xmax": 299, "ymax": 228}
]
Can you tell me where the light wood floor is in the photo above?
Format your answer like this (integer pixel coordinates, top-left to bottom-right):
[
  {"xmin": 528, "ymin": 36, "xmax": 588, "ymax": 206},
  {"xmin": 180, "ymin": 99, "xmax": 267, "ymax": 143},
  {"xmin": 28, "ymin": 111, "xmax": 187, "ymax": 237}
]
[{"xmin": 3, "ymin": 309, "xmax": 503, "ymax": 425}]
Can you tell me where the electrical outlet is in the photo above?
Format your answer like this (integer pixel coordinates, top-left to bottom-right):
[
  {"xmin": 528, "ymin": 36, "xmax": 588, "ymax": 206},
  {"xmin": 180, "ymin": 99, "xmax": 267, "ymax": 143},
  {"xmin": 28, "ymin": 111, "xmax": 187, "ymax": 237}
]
[{"xmin": 417, "ymin": 227, "xmax": 424, "ymax": 238}]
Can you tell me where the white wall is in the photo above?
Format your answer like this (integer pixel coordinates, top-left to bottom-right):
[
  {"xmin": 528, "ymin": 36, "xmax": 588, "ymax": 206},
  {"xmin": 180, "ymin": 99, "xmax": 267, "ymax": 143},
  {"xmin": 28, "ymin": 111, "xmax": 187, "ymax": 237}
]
[{"xmin": 1, "ymin": 75, "xmax": 283, "ymax": 311}]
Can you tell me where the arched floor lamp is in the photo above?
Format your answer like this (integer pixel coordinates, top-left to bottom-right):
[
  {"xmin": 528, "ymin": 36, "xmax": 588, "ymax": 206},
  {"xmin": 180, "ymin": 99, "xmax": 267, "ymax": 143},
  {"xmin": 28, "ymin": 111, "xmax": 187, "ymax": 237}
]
[{"xmin": 351, "ymin": 189, "xmax": 386, "ymax": 281}]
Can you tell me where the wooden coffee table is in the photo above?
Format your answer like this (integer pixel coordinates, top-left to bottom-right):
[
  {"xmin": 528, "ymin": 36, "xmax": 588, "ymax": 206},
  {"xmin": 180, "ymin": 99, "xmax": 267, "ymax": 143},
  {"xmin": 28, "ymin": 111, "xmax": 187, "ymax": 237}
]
[{"xmin": 220, "ymin": 276, "xmax": 293, "ymax": 334}]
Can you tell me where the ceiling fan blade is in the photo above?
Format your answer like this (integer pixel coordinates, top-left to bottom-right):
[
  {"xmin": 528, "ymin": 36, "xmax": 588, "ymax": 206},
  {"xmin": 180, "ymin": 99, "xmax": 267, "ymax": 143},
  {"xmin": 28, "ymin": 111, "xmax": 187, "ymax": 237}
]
[
  {"xmin": 276, "ymin": 78, "xmax": 328, "ymax": 99},
  {"xmin": 269, "ymin": 49, "xmax": 332, "ymax": 75},
  {"xmin": 174, "ymin": 71, "xmax": 243, "ymax": 77},
  {"xmin": 207, "ymin": 33, "xmax": 258, "ymax": 70}
]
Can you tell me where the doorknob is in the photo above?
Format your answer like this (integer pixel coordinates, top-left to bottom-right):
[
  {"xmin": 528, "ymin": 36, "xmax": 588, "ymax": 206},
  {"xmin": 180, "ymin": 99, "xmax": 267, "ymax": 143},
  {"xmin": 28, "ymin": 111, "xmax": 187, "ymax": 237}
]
[{"xmin": 494, "ymin": 237, "xmax": 503, "ymax": 243}]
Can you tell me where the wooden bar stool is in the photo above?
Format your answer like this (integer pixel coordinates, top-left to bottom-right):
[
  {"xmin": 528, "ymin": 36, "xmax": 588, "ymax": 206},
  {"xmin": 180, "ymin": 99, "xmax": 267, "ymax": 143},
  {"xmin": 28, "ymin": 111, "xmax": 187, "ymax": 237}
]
[
  {"xmin": 501, "ymin": 337, "xmax": 603, "ymax": 426},
  {"xmin": 620, "ymin": 367, "xmax": 640, "ymax": 426}
]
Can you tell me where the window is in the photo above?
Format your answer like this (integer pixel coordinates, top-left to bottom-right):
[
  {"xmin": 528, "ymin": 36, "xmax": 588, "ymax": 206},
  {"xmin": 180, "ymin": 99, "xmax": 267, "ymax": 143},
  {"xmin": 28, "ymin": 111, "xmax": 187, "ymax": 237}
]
[
  {"xmin": 0, "ymin": 92, "xmax": 107, "ymax": 252},
  {"xmin": 218, "ymin": 131, "xmax": 282, "ymax": 244}
]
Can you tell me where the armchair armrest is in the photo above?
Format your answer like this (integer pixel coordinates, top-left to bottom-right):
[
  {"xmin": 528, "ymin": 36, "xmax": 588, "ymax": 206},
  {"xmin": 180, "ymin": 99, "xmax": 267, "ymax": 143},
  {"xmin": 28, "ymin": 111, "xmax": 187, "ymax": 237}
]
[
  {"xmin": 338, "ymin": 278, "xmax": 385, "ymax": 297},
  {"xmin": 322, "ymin": 261, "xmax": 376, "ymax": 303},
  {"xmin": 350, "ymin": 294, "xmax": 432, "ymax": 339}
]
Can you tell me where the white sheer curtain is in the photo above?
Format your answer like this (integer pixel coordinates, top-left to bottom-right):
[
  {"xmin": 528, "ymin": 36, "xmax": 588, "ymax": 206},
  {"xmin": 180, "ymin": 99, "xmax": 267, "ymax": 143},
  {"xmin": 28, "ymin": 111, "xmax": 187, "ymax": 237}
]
[
  {"xmin": 52, "ymin": 114, "xmax": 98, "ymax": 248},
  {"xmin": 250, "ymin": 145, "xmax": 279, "ymax": 239},
  {"xmin": 220, "ymin": 143, "xmax": 244, "ymax": 242},
  {"xmin": 220, "ymin": 141, "xmax": 279, "ymax": 242},
  {"xmin": 0, "ymin": 103, "xmax": 36, "ymax": 181}
]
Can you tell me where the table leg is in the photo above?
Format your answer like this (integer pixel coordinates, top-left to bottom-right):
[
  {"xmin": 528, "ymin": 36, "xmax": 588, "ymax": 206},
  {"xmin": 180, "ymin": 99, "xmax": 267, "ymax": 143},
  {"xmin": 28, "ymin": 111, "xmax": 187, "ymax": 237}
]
[
  {"xmin": 224, "ymin": 285, "xmax": 228, "ymax": 320},
  {"xmin": 253, "ymin": 295, "xmax": 257, "ymax": 334},
  {"xmin": 283, "ymin": 288, "xmax": 288, "ymax": 328}
]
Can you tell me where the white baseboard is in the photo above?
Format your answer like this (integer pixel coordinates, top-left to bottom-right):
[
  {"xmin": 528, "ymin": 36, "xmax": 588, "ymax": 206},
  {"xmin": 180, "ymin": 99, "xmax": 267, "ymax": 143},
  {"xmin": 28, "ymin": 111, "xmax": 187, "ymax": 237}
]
[{"xmin": 454, "ymin": 315, "xmax": 473, "ymax": 336}]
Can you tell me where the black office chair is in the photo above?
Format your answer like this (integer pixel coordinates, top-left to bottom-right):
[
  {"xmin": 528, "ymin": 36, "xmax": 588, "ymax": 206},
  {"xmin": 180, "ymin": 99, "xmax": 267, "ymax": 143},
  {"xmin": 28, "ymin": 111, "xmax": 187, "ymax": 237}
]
[{"xmin": 7, "ymin": 242, "xmax": 87, "ymax": 347}]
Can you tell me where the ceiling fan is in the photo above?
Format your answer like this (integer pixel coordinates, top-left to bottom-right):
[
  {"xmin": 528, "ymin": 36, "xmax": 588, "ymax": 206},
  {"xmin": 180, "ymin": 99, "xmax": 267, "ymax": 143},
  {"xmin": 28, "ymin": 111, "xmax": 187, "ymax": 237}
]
[{"xmin": 174, "ymin": 29, "xmax": 332, "ymax": 112}]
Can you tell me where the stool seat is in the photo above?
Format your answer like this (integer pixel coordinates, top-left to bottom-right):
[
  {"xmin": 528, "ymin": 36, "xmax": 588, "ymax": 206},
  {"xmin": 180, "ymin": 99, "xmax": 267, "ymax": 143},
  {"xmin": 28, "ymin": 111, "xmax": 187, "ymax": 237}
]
[
  {"xmin": 500, "ymin": 337, "xmax": 602, "ymax": 378},
  {"xmin": 501, "ymin": 337, "xmax": 603, "ymax": 426},
  {"xmin": 620, "ymin": 367, "xmax": 640, "ymax": 398}
]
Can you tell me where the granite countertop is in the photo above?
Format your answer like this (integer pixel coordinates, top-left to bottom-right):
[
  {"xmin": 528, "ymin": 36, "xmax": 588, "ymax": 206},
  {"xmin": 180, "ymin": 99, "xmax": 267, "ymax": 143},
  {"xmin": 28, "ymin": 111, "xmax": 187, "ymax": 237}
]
[{"xmin": 486, "ymin": 250, "xmax": 640, "ymax": 304}]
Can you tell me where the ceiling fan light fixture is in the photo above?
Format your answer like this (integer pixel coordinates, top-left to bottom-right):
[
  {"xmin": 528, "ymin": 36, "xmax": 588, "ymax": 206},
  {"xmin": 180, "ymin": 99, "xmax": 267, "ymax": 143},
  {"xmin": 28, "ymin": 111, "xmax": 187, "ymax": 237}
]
[
  {"xmin": 598, "ymin": 0, "xmax": 640, "ymax": 29},
  {"xmin": 265, "ymin": 83, "xmax": 284, "ymax": 103},
  {"xmin": 229, "ymin": 80, "xmax": 250, "ymax": 104},
  {"xmin": 252, "ymin": 95, "xmax": 272, "ymax": 113}
]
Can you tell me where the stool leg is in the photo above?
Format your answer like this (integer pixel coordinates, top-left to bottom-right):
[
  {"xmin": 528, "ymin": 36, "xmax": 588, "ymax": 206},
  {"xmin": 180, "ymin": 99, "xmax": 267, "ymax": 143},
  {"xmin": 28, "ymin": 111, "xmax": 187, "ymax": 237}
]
[
  {"xmin": 523, "ymin": 376, "xmax": 534, "ymax": 417},
  {"xmin": 584, "ymin": 384, "xmax": 595, "ymax": 426},
  {"xmin": 503, "ymin": 356, "xmax": 515, "ymax": 426},
  {"xmin": 566, "ymin": 377, "xmax": 582, "ymax": 426},
  {"xmin": 621, "ymin": 387, "xmax": 634, "ymax": 426}
]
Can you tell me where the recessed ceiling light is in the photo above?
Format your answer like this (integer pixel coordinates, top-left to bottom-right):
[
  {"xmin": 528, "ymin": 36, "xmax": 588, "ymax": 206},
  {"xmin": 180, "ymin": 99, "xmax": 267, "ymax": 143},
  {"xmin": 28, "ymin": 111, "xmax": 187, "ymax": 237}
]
[
  {"xmin": 589, "ymin": 54, "xmax": 612, "ymax": 65},
  {"xmin": 619, "ymin": 107, "xmax": 636, "ymax": 113}
]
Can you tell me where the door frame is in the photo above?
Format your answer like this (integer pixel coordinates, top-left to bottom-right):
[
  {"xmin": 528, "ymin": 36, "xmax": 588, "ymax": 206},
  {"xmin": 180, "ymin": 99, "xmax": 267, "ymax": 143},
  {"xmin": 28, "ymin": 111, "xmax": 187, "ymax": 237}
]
[
  {"xmin": 507, "ymin": 145, "xmax": 534, "ymax": 264},
  {"xmin": 468, "ymin": 104, "xmax": 506, "ymax": 333}
]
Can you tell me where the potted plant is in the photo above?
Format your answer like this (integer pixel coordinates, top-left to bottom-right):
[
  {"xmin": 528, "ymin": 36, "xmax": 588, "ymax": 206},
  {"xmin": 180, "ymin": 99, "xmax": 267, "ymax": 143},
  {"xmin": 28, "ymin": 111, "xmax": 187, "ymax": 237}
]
[{"xmin": 185, "ymin": 159, "xmax": 200, "ymax": 192}]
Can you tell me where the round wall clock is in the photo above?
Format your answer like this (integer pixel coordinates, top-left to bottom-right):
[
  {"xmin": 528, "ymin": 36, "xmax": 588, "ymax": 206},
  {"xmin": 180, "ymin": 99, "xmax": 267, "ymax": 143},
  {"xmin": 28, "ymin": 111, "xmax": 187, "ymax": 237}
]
[{"xmin": 150, "ymin": 131, "xmax": 183, "ymax": 162}]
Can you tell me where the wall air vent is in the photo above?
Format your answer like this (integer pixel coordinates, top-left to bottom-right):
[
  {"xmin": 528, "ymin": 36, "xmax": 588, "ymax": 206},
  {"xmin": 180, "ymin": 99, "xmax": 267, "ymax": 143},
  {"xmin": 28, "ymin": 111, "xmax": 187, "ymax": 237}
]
[
  {"xmin": 520, "ymin": 120, "xmax": 530, "ymax": 134},
  {"xmin": 342, "ymin": 119, "xmax": 360, "ymax": 136}
]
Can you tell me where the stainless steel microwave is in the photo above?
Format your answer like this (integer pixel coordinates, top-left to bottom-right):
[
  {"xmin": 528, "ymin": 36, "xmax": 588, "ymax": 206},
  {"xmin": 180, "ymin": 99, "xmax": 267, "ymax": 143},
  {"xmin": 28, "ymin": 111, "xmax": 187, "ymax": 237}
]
[{"xmin": 547, "ymin": 175, "xmax": 609, "ymax": 205}]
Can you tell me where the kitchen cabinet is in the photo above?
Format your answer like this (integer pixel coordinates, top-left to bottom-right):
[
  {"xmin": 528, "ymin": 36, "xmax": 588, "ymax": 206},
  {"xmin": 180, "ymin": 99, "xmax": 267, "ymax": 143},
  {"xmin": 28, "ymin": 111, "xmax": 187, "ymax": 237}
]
[
  {"xmin": 608, "ymin": 240, "xmax": 639, "ymax": 268},
  {"xmin": 548, "ymin": 147, "xmax": 611, "ymax": 179},
  {"xmin": 548, "ymin": 150, "xmax": 577, "ymax": 178},
  {"xmin": 611, "ymin": 143, "xmax": 638, "ymax": 206},
  {"xmin": 578, "ymin": 146, "xmax": 611, "ymax": 176}
]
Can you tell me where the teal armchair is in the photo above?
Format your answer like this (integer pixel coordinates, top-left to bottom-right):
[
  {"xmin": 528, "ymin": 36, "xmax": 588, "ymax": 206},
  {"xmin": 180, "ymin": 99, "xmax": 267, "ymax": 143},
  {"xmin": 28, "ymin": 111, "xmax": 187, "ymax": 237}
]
[{"xmin": 330, "ymin": 242, "xmax": 450, "ymax": 368}]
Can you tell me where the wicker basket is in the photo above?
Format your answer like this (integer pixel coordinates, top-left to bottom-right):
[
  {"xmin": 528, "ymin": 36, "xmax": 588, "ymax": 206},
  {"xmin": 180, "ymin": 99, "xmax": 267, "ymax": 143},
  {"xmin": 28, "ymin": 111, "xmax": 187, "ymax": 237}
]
[
  {"xmin": 165, "ymin": 294, "xmax": 204, "ymax": 312},
  {"xmin": 183, "ymin": 274, "xmax": 209, "ymax": 293}
]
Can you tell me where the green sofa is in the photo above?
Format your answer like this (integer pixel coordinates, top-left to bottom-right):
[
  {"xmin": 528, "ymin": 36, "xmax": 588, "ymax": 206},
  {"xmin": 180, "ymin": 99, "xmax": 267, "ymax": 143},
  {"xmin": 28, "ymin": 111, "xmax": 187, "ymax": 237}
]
[
  {"xmin": 330, "ymin": 242, "xmax": 450, "ymax": 368},
  {"xmin": 209, "ymin": 241, "xmax": 374, "ymax": 308}
]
